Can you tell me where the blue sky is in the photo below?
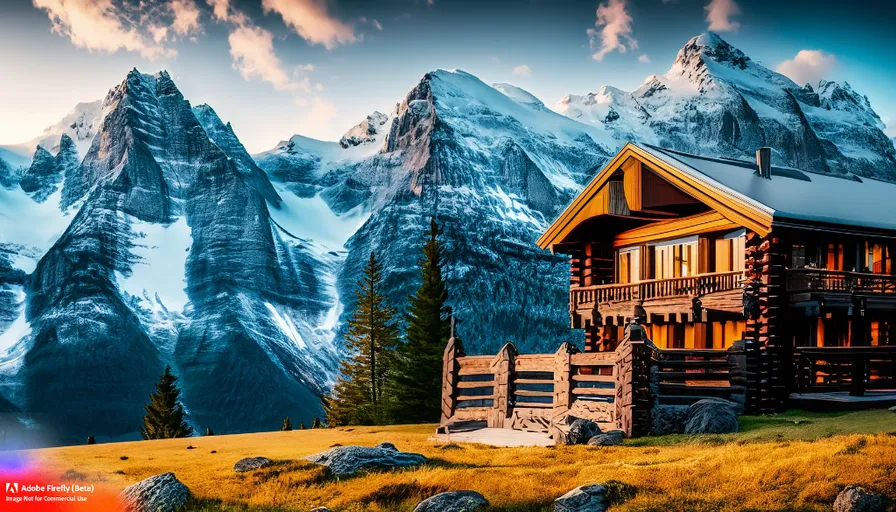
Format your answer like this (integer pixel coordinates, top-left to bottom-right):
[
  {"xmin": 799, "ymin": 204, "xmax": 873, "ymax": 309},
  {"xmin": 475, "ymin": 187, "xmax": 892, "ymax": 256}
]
[{"xmin": 1, "ymin": 0, "xmax": 894, "ymax": 153}]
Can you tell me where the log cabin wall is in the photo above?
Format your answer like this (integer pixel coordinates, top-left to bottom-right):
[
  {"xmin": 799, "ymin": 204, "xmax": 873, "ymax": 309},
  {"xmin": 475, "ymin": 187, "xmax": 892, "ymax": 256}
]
[{"xmin": 744, "ymin": 230, "xmax": 789, "ymax": 412}]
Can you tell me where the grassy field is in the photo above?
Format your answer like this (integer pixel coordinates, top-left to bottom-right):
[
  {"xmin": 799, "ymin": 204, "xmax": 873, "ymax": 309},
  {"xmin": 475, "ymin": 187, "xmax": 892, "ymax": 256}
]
[{"xmin": 18, "ymin": 409, "xmax": 896, "ymax": 511}]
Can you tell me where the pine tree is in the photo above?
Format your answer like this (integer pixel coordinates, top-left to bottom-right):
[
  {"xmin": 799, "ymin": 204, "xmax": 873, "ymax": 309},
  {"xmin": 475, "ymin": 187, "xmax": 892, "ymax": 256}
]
[
  {"xmin": 311, "ymin": 417, "xmax": 323, "ymax": 429},
  {"xmin": 390, "ymin": 218, "xmax": 453, "ymax": 424},
  {"xmin": 282, "ymin": 416, "xmax": 293, "ymax": 431},
  {"xmin": 299, "ymin": 422, "xmax": 306, "ymax": 430},
  {"xmin": 206, "ymin": 427, "xmax": 214, "ymax": 436},
  {"xmin": 141, "ymin": 365, "xmax": 194, "ymax": 440},
  {"xmin": 324, "ymin": 252, "xmax": 399, "ymax": 426}
]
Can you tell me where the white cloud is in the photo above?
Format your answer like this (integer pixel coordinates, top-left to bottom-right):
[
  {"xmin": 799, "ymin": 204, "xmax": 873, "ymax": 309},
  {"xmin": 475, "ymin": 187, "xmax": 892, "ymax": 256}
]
[
  {"xmin": 228, "ymin": 23, "xmax": 301, "ymax": 92},
  {"xmin": 206, "ymin": 0, "xmax": 232, "ymax": 21},
  {"xmin": 372, "ymin": 19, "xmax": 383, "ymax": 31},
  {"xmin": 587, "ymin": 0, "xmax": 637, "ymax": 62},
  {"xmin": 32, "ymin": 0, "xmax": 174, "ymax": 60},
  {"xmin": 638, "ymin": 54, "xmax": 650, "ymax": 63},
  {"xmin": 170, "ymin": 0, "xmax": 201, "ymax": 36},
  {"xmin": 776, "ymin": 50, "xmax": 837, "ymax": 87},
  {"xmin": 261, "ymin": 0, "xmax": 356, "ymax": 49},
  {"xmin": 705, "ymin": 0, "xmax": 741, "ymax": 32},
  {"xmin": 512, "ymin": 65, "xmax": 532, "ymax": 78}
]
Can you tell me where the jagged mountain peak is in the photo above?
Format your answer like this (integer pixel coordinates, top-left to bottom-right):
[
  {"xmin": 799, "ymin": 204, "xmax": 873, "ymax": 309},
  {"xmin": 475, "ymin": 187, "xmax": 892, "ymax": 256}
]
[
  {"xmin": 339, "ymin": 110, "xmax": 389, "ymax": 148},
  {"xmin": 674, "ymin": 31, "xmax": 750, "ymax": 71}
]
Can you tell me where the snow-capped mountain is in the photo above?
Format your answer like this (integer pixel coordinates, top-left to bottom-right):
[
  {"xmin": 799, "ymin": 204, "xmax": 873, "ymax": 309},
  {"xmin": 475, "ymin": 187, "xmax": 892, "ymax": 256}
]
[
  {"xmin": 0, "ymin": 70, "xmax": 339, "ymax": 445},
  {"xmin": 556, "ymin": 32, "xmax": 896, "ymax": 180},
  {"xmin": 0, "ymin": 100, "xmax": 102, "ymax": 169},
  {"xmin": 255, "ymin": 69, "xmax": 612, "ymax": 355}
]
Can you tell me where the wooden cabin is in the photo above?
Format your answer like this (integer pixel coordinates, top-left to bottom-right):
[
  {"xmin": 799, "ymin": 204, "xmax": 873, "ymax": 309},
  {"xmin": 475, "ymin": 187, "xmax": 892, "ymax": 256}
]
[{"xmin": 537, "ymin": 143, "xmax": 896, "ymax": 408}]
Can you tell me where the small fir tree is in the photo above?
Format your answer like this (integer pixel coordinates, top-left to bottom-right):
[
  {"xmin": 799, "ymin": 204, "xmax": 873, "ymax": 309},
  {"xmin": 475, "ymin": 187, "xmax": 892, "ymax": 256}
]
[
  {"xmin": 282, "ymin": 416, "xmax": 293, "ymax": 431},
  {"xmin": 141, "ymin": 365, "xmax": 194, "ymax": 440},
  {"xmin": 390, "ymin": 218, "xmax": 454, "ymax": 424},
  {"xmin": 299, "ymin": 422, "xmax": 306, "ymax": 430},
  {"xmin": 206, "ymin": 427, "xmax": 214, "ymax": 436},
  {"xmin": 324, "ymin": 252, "xmax": 399, "ymax": 426},
  {"xmin": 311, "ymin": 417, "xmax": 323, "ymax": 429}
]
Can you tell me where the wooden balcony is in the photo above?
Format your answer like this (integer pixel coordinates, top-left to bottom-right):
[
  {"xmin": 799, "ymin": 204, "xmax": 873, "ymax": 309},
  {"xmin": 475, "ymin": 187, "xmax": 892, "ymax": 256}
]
[
  {"xmin": 787, "ymin": 269, "xmax": 896, "ymax": 296},
  {"xmin": 570, "ymin": 271, "xmax": 744, "ymax": 320}
]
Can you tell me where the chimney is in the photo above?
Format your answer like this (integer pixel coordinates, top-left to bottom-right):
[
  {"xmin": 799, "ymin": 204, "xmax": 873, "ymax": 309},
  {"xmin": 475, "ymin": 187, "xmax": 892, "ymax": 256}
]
[{"xmin": 755, "ymin": 147, "xmax": 771, "ymax": 179}]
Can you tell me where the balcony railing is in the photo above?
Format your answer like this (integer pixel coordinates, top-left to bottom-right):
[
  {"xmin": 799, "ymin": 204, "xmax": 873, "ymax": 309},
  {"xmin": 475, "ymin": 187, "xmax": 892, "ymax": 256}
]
[
  {"xmin": 570, "ymin": 270, "xmax": 744, "ymax": 311},
  {"xmin": 787, "ymin": 269, "xmax": 896, "ymax": 295}
]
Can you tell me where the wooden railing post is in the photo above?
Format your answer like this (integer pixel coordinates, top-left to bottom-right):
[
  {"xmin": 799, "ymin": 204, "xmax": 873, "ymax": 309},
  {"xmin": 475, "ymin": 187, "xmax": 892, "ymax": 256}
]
[
  {"xmin": 614, "ymin": 335, "xmax": 653, "ymax": 437},
  {"xmin": 726, "ymin": 340, "xmax": 747, "ymax": 413},
  {"xmin": 440, "ymin": 336, "xmax": 464, "ymax": 425},
  {"xmin": 488, "ymin": 342, "xmax": 516, "ymax": 428},
  {"xmin": 552, "ymin": 342, "xmax": 574, "ymax": 422}
]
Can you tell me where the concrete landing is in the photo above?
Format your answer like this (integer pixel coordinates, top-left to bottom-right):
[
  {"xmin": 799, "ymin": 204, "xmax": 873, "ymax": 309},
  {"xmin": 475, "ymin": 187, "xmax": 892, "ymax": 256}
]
[
  {"xmin": 789, "ymin": 390, "xmax": 896, "ymax": 411},
  {"xmin": 432, "ymin": 428, "xmax": 554, "ymax": 447}
]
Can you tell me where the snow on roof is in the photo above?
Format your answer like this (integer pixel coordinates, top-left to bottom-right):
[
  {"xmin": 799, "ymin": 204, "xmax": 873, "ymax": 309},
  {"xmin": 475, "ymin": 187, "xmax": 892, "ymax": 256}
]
[{"xmin": 639, "ymin": 144, "xmax": 896, "ymax": 233}]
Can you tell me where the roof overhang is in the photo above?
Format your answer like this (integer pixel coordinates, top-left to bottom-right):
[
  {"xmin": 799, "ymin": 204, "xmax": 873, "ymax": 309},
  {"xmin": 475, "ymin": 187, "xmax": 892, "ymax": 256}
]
[{"xmin": 537, "ymin": 143, "xmax": 776, "ymax": 251}]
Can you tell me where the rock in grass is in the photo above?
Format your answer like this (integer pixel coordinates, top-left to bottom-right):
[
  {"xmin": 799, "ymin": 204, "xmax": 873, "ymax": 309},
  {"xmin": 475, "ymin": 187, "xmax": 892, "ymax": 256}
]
[
  {"xmin": 119, "ymin": 472, "xmax": 189, "ymax": 512},
  {"xmin": 375, "ymin": 442, "xmax": 398, "ymax": 451},
  {"xmin": 834, "ymin": 485, "xmax": 887, "ymax": 512},
  {"xmin": 305, "ymin": 445, "xmax": 426, "ymax": 476},
  {"xmin": 683, "ymin": 399, "xmax": 739, "ymax": 434},
  {"xmin": 310, "ymin": 508, "xmax": 332, "ymax": 512},
  {"xmin": 651, "ymin": 404, "xmax": 688, "ymax": 435},
  {"xmin": 889, "ymin": 405, "xmax": 896, "ymax": 413},
  {"xmin": 413, "ymin": 490, "xmax": 489, "ymax": 512},
  {"xmin": 565, "ymin": 418, "xmax": 601, "ymax": 445},
  {"xmin": 233, "ymin": 456, "xmax": 273, "ymax": 472},
  {"xmin": 553, "ymin": 484, "xmax": 608, "ymax": 512},
  {"xmin": 587, "ymin": 430, "xmax": 625, "ymax": 446}
]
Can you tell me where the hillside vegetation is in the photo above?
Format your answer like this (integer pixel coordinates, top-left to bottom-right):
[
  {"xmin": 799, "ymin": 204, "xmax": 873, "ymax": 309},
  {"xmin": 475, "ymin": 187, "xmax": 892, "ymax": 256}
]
[{"xmin": 22, "ymin": 410, "xmax": 896, "ymax": 511}]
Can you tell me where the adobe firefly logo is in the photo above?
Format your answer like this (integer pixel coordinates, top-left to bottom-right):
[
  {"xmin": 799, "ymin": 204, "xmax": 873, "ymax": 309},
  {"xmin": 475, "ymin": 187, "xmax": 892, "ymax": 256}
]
[{"xmin": 5, "ymin": 482, "xmax": 19, "ymax": 494}]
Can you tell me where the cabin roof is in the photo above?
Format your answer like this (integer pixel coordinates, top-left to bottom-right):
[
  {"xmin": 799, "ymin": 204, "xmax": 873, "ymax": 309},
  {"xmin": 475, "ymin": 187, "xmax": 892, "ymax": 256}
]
[
  {"xmin": 538, "ymin": 142, "xmax": 896, "ymax": 250},
  {"xmin": 640, "ymin": 144, "xmax": 896, "ymax": 233}
]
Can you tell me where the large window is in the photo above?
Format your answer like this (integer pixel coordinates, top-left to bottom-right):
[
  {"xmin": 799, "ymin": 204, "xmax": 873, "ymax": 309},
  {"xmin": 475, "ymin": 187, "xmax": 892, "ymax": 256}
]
[
  {"xmin": 650, "ymin": 236, "xmax": 698, "ymax": 279},
  {"xmin": 617, "ymin": 246, "xmax": 641, "ymax": 283}
]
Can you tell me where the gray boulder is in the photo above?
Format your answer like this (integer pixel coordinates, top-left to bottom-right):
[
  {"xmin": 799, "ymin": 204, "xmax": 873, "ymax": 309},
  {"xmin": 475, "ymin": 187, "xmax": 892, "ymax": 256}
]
[
  {"xmin": 566, "ymin": 418, "xmax": 601, "ymax": 445},
  {"xmin": 888, "ymin": 406, "xmax": 896, "ymax": 413},
  {"xmin": 553, "ymin": 484, "xmax": 608, "ymax": 512},
  {"xmin": 683, "ymin": 399, "xmax": 739, "ymax": 434},
  {"xmin": 375, "ymin": 442, "xmax": 398, "ymax": 451},
  {"xmin": 118, "ymin": 472, "xmax": 189, "ymax": 512},
  {"xmin": 413, "ymin": 490, "xmax": 489, "ymax": 512},
  {"xmin": 587, "ymin": 430, "xmax": 625, "ymax": 446},
  {"xmin": 305, "ymin": 445, "xmax": 427, "ymax": 476},
  {"xmin": 833, "ymin": 485, "xmax": 887, "ymax": 512},
  {"xmin": 233, "ymin": 456, "xmax": 274, "ymax": 472},
  {"xmin": 651, "ymin": 404, "xmax": 688, "ymax": 435},
  {"xmin": 310, "ymin": 508, "xmax": 332, "ymax": 512}
]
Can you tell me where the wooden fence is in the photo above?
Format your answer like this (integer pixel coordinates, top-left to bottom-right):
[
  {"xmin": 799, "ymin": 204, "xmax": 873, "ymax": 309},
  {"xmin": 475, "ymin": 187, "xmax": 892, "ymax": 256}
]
[
  {"xmin": 440, "ymin": 335, "xmax": 750, "ymax": 441},
  {"xmin": 794, "ymin": 346, "xmax": 896, "ymax": 396}
]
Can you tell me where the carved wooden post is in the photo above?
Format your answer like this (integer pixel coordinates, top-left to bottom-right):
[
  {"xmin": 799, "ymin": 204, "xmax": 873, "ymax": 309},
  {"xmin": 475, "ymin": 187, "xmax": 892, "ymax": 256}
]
[
  {"xmin": 440, "ymin": 335, "xmax": 464, "ymax": 425},
  {"xmin": 614, "ymin": 336, "xmax": 653, "ymax": 438},
  {"xmin": 553, "ymin": 342, "xmax": 574, "ymax": 422},
  {"xmin": 488, "ymin": 342, "xmax": 516, "ymax": 429}
]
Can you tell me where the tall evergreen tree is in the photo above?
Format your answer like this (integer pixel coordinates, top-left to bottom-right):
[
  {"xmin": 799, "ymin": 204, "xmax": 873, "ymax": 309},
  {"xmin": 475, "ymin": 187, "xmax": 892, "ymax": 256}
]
[
  {"xmin": 390, "ymin": 218, "xmax": 453, "ymax": 424},
  {"xmin": 324, "ymin": 252, "xmax": 399, "ymax": 426},
  {"xmin": 281, "ymin": 416, "xmax": 293, "ymax": 431},
  {"xmin": 141, "ymin": 365, "xmax": 193, "ymax": 439},
  {"xmin": 311, "ymin": 417, "xmax": 323, "ymax": 429}
]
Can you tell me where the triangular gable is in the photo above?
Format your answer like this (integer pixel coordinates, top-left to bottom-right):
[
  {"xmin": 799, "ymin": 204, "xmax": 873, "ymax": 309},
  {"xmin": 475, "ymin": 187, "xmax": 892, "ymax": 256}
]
[{"xmin": 537, "ymin": 143, "xmax": 775, "ymax": 250}]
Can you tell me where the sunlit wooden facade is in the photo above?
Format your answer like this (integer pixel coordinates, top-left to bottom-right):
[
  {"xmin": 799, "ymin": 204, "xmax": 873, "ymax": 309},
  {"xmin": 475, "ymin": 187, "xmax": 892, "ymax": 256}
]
[{"xmin": 538, "ymin": 143, "xmax": 896, "ymax": 405}]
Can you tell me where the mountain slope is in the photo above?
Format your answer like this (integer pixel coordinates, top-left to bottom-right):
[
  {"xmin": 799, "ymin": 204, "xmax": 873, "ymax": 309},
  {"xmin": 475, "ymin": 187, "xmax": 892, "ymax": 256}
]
[
  {"xmin": 257, "ymin": 70, "xmax": 612, "ymax": 354},
  {"xmin": 557, "ymin": 32, "xmax": 896, "ymax": 180}
]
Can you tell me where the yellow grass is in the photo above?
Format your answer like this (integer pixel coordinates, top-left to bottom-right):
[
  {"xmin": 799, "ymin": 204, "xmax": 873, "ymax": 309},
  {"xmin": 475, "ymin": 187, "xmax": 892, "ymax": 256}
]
[{"xmin": 19, "ymin": 410, "xmax": 896, "ymax": 511}]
